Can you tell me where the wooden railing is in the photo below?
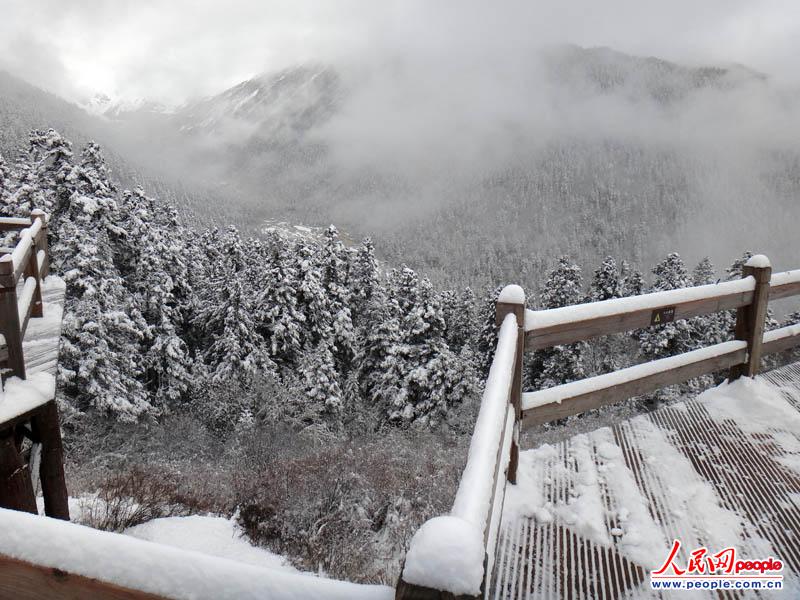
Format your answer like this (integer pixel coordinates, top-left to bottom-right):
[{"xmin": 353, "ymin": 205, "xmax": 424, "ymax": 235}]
[
  {"xmin": 0, "ymin": 210, "xmax": 50, "ymax": 381},
  {"xmin": 0, "ymin": 210, "xmax": 69, "ymax": 522},
  {"xmin": 521, "ymin": 256, "xmax": 800, "ymax": 427},
  {"xmin": 395, "ymin": 254, "xmax": 800, "ymax": 599}
]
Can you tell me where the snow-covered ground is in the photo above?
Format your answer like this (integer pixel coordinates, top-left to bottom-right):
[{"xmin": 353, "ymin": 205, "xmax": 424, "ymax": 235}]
[
  {"xmin": 35, "ymin": 496, "xmax": 297, "ymax": 573},
  {"xmin": 124, "ymin": 514, "xmax": 297, "ymax": 573}
]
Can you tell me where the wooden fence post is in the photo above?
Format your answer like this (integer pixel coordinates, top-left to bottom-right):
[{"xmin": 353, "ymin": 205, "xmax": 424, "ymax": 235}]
[
  {"xmin": 730, "ymin": 256, "xmax": 771, "ymax": 381},
  {"xmin": 30, "ymin": 402, "xmax": 69, "ymax": 520},
  {"xmin": 31, "ymin": 209, "xmax": 49, "ymax": 278},
  {"xmin": 0, "ymin": 255, "xmax": 25, "ymax": 380},
  {"xmin": 0, "ymin": 429, "xmax": 37, "ymax": 514},
  {"xmin": 496, "ymin": 285, "xmax": 525, "ymax": 484}
]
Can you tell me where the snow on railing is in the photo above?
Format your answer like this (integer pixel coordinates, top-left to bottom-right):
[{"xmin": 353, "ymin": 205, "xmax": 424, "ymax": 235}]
[
  {"xmin": 400, "ymin": 313, "xmax": 519, "ymax": 596},
  {"xmin": 771, "ymin": 269, "xmax": 800, "ymax": 300},
  {"xmin": 16, "ymin": 277, "xmax": 38, "ymax": 324},
  {"xmin": 9, "ymin": 219, "xmax": 41, "ymax": 274},
  {"xmin": 0, "ymin": 508, "xmax": 393, "ymax": 600},
  {"xmin": 525, "ymin": 276, "xmax": 755, "ymax": 333}
]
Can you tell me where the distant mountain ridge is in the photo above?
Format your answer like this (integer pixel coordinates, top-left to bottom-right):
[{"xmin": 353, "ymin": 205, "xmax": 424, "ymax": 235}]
[{"xmin": 0, "ymin": 46, "xmax": 796, "ymax": 294}]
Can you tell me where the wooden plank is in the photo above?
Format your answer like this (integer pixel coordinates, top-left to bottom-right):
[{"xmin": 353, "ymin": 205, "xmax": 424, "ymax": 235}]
[
  {"xmin": 30, "ymin": 401, "xmax": 69, "ymax": 520},
  {"xmin": 0, "ymin": 217, "xmax": 32, "ymax": 231},
  {"xmin": 521, "ymin": 346, "xmax": 747, "ymax": 429},
  {"xmin": 770, "ymin": 279, "xmax": 800, "ymax": 301},
  {"xmin": 762, "ymin": 328, "xmax": 800, "ymax": 356},
  {"xmin": 730, "ymin": 264, "xmax": 771, "ymax": 380},
  {"xmin": 525, "ymin": 290, "xmax": 753, "ymax": 350},
  {"xmin": 0, "ymin": 555, "xmax": 171, "ymax": 600},
  {"xmin": 395, "ymin": 577, "xmax": 479, "ymax": 600}
]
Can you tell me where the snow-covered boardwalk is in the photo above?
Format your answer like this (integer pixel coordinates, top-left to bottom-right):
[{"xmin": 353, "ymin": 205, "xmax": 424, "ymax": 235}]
[
  {"xmin": 398, "ymin": 259, "xmax": 800, "ymax": 599},
  {"xmin": 490, "ymin": 363, "xmax": 800, "ymax": 598},
  {"xmin": 16, "ymin": 275, "xmax": 64, "ymax": 377}
]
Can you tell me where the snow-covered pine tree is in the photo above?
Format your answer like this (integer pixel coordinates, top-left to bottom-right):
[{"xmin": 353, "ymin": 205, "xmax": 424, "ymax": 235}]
[
  {"xmin": 689, "ymin": 257, "xmax": 728, "ymax": 348},
  {"xmin": 588, "ymin": 256, "xmax": 622, "ymax": 302},
  {"xmin": 620, "ymin": 261, "xmax": 644, "ymax": 297},
  {"xmin": 636, "ymin": 253, "xmax": 694, "ymax": 360},
  {"xmin": 254, "ymin": 232, "xmax": 306, "ymax": 364},
  {"xmin": 527, "ymin": 257, "xmax": 587, "ymax": 390},
  {"xmin": 194, "ymin": 227, "xmax": 274, "ymax": 384},
  {"xmin": 441, "ymin": 287, "xmax": 477, "ymax": 353},
  {"xmin": 300, "ymin": 341, "xmax": 344, "ymax": 420},
  {"xmin": 348, "ymin": 237, "xmax": 380, "ymax": 328},
  {"xmin": 476, "ymin": 286, "xmax": 502, "ymax": 377},
  {"xmin": 692, "ymin": 257, "xmax": 716, "ymax": 287},
  {"xmin": 54, "ymin": 142, "xmax": 150, "ymax": 420},
  {"xmin": 586, "ymin": 257, "xmax": 627, "ymax": 375},
  {"xmin": 117, "ymin": 186, "xmax": 194, "ymax": 406},
  {"xmin": 316, "ymin": 225, "xmax": 355, "ymax": 367},
  {"xmin": 377, "ymin": 274, "xmax": 472, "ymax": 425},
  {"xmin": 355, "ymin": 291, "xmax": 399, "ymax": 401},
  {"xmin": 23, "ymin": 129, "xmax": 77, "ymax": 231},
  {"xmin": 0, "ymin": 154, "xmax": 10, "ymax": 203}
]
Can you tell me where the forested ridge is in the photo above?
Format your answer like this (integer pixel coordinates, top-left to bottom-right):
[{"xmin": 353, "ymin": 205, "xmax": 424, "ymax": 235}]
[{"xmin": 3, "ymin": 129, "xmax": 798, "ymax": 434}]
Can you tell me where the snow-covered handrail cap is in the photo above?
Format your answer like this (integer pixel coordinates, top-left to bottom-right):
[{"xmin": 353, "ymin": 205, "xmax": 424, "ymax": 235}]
[
  {"xmin": 498, "ymin": 284, "xmax": 525, "ymax": 304},
  {"xmin": 745, "ymin": 254, "xmax": 771, "ymax": 269}
]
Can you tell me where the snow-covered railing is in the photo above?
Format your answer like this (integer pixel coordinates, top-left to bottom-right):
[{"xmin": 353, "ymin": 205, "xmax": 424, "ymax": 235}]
[
  {"xmin": 0, "ymin": 209, "xmax": 50, "ymax": 381},
  {"xmin": 521, "ymin": 341, "xmax": 748, "ymax": 427},
  {"xmin": 396, "ymin": 286, "xmax": 526, "ymax": 599},
  {"xmin": 0, "ymin": 210, "xmax": 67, "ymax": 523},
  {"xmin": 522, "ymin": 254, "xmax": 800, "ymax": 428},
  {"xmin": 395, "ymin": 255, "xmax": 800, "ymax": 599},
  {"xmin": 0, "ymin": 508, "xmax": 394, "ymax": 600},
  {"xmin": 524, "ymin": 276, "xmax": 756, "ymax": 349}
]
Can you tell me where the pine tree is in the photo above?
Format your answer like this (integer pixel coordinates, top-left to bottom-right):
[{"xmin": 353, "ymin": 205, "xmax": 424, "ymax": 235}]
[
  {"xmin": 252, "ymin": 233, "xmax": 305, "ymax": 364},
  {"xmin": 528, "ymin": 257, "xmax": 587, "ymax": 389},
  {"xmin": 195, "ymin": 227, "xmax": 274, "ymax": 384},
  {"xmin": 692, "ymin": 257, "xmax": 716, "ymax": 286},
  {"xmin": 349, "ymin": 237, "xmax": 380, "ymax": 327},
  {"xmin": 620, "ymin": 261, "xmax": 645, "ymax": 297},
  {"xmin": 637, "ymin": 253, "xmax": 694, "ymax": 361},
  {"xmin": 377, "ymin": 274, "xmax": 474, "ymax": 425},
  {"xmin": 588, "ymin": 256, "xmax": 622, "ymax": 302},
  {"xmin": 300, "ymin": 341, "xmax": 344, "ymax": 420},
  {"xmin": 476, "ymin": 286, "xmax": 502, "ymax": 377},
  {"xmin": 54, "ymin": 142, "xmax": 150, "ymax": 420}
]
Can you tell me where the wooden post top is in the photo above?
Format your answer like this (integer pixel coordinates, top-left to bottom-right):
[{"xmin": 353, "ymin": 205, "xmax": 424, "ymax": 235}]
[{"xmin": 496, "ymin": 284, "xmax": 525, "ymax": 326}]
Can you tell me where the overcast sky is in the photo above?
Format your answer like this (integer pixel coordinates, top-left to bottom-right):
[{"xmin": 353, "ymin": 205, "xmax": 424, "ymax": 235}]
[{"xmin": 2, "ymin": 0, "xmax": 799, "ymax": 104}]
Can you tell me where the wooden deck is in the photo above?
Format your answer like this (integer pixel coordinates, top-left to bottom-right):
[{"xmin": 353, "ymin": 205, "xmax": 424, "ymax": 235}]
[
  {"xmin": 18, "ymin": 275, "xmax": 65, "ymax": 378},
  {"xmin": 489, "ymin": 363, "xmax": 800, "ymax": 599}
]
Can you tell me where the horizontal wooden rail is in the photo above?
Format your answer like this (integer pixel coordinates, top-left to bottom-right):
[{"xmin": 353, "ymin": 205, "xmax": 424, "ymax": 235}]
[
  {"xmin": 0, "ymin": 555, "xmax": 168, "ymax": 600},
  {"xmin": 770, "ymin": 270, "xmax": 800, "ymax": 301},
  {"xmin": 525, "ymin": 278, "xmax": 755, "ymax": 349},
  {"xmin": 0, "ymin": 217, "xmax": 34, "ymax": 231},
  {"xmin": 521, "ymin": 341, "xmax": 747, "ymax": 429},
  {"xmin": 762, "ymin": 324, "xmax": 800, "ymax": 356}
]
